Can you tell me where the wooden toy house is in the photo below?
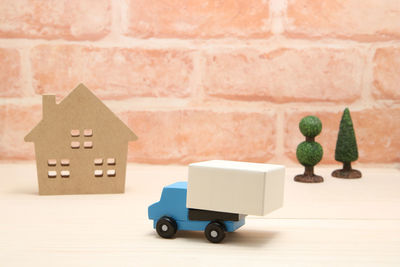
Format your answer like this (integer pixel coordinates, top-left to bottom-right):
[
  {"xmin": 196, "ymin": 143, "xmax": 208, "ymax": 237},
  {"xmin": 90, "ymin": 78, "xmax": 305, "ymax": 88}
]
[{"xmin": 25, "ymin": 84, "xmax": 137, "ymax": 195}]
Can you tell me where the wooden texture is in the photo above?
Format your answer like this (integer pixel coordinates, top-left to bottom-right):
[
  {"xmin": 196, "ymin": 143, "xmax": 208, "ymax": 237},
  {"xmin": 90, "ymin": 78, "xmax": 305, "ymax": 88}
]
[
  {"xmin": 0, "ymin": 163, "xmax": 399, "ymax": 266},
  {"xmin": 24, "ymin": 84, "xmax": 137, "ymax": 195}
]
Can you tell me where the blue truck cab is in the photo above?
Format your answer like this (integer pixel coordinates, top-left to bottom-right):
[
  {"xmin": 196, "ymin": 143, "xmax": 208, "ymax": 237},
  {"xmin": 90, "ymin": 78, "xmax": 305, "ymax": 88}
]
[{"xmin": 148, "ymin": 182, "xmax": 246, "ymax": 243}]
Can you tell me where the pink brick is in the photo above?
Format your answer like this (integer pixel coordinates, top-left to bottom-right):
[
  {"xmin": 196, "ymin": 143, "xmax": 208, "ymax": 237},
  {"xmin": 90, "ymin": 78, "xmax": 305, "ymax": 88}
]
[
  {"xmin": 0, "ymin": 48, "xmax": 23, "ymax": 97},
  {"xmin": 285, "ymin": 108, "xmax": 400, "ymax": 164},
  {"xmin": 353, "ymin": 108, "xmax": 400, "ymax": 163},
  {"xmin": 373, "ymin": 47, "xmax": 400, "ymax": 100},
  {"xmin": 285, "ymin": 0, "xmax": 400, "ymax": 41},
  {"xmin": 31, "ymin": 45, "xmax": 194, "ymax": 99},
  {"xmin": 0, "ymin": 0, "xmax": 110, "ymax": 40},
  {"xmin": 124, "ymin": 110, "xmax": 276, "ymax": 164},
  {"xmin": 125, "ymin": 0, "xmax": 270, "ymax": 38},
  {"xmin": 203, "ymin": 48, "xmax": 364, "ymax": 103},
  {"xmin": 0, "ymin": 104, "xmax": 41, "ymax": 160}
]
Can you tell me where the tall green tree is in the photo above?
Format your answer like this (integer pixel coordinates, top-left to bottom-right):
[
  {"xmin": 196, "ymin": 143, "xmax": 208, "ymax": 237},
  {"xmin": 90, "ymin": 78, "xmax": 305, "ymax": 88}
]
[
  {"xmin": 294, "ymin": 116, "xmax": 324, "ymax": 183},
  {"xmin": 332, "ymin": 108, "xmax": 362, "ymax": 178}
]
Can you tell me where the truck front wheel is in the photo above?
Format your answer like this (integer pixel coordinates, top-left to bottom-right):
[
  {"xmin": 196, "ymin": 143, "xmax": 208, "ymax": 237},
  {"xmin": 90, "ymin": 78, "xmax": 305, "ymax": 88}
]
[
  {"xmin": 205, "ymin": 221, "xmax": 225, "ymax": 243},
  {"xmin": 156, "ymin": 216, "xmax": 177, "ymax": 238}
]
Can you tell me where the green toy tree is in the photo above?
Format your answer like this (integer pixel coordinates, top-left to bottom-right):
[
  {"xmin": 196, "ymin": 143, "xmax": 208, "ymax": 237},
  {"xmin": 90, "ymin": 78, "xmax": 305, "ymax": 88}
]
[
  {"xmin": 294, "ymin": 115, "xmax": 324, "ymax": 183},
  {"xmin": 332, "ymin": 108, "xmax": 362, "ymax": 178}
]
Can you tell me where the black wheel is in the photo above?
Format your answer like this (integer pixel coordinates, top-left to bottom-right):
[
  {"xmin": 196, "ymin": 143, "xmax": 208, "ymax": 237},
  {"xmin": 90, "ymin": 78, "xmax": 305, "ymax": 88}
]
[
  {"xmin": 205, "ymin": 221, "xmax": 225, "ymax": 243},
  {"xmin": 156, "ymin": 216, "xmax": 177, "ymax": 238}
]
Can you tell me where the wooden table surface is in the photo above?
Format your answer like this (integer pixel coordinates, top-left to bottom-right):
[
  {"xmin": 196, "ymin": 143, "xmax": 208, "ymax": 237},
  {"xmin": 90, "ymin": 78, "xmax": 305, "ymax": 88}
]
[{"xmin": 1, "ymin": 163, "xmax": 399, "ymax": 267}]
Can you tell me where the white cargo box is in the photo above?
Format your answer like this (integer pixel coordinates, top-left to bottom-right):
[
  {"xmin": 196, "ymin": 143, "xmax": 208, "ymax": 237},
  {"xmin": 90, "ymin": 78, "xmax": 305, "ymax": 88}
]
[{"xmin": 187, "ymin": 160, "xmax": 285, "ymax": 216}]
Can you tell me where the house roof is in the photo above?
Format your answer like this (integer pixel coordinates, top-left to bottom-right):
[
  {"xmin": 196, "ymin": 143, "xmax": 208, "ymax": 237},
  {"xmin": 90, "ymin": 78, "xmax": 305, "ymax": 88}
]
[{"xmin": 25, "ymin": 83, "xmax": 138, "ymax": 142}]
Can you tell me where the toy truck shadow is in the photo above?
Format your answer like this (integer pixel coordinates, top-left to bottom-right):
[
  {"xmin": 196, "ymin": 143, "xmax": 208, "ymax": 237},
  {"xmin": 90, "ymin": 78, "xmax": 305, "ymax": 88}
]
[{"xmin": 148, "ymin": 160, "xmax": 285, "ymax": 243}]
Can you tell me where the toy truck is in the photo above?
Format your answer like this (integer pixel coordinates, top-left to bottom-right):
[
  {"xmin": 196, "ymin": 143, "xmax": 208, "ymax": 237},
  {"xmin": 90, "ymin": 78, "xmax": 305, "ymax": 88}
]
[{"xmin": 148, "ymin": 160, "xmax": 285, "ymax": 243}]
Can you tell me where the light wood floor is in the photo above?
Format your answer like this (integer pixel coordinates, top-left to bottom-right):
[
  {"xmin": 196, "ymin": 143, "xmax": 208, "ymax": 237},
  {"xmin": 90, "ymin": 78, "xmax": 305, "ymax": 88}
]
[{"xmin": 1, "ymin": 163, "xmax": 399, "ymax": 266}]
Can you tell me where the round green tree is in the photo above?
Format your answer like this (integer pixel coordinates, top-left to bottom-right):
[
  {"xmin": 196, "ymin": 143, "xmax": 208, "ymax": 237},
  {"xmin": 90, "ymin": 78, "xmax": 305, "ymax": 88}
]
[
  {"xmin": 332, "ymin": 108, "xmax": 362, "ymax": 178},
  {"xmin": 299, "ymin": 116, "xmax": 322, "ymax": 138},
  {"xmin": 297, "ymin": 141, "xmax": 323, "ymax": 167},
  {"xmin": 294, "ymin": 115, "xmax": 324, "ymax": 183}
]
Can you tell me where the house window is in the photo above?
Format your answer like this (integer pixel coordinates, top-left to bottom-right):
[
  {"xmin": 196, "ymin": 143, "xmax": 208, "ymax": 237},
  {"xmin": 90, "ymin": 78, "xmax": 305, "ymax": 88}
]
[
  {"xmin": 61, "ymin": 159, "xmax": 70, "ymax": 166},
  {"xmin": 94, "ymin": 170, "xmax": 103, "ymax": 177},
  {"xmin": 48, "ymin": 171, "xmax": 57, "ymax": 178},
  {"xmin": 94, "ymin": 158, "xmax": 117, "ymax": 178},
  {"xmin": 71, "ymin": 141, "xmax": 80, "ymax": 149},
  {"xmin": 84, "ymin": 141, "xmax": 93, "ymax": 149},
  {"xmin": 47, "ymin": 159, "xmax": 57, "ymax": 166},
  {"xmin": 107, "ymin": 169, "xmax": 116, "ymax": 177},
  {"xmin": 107, "ymin": 158, "xmax": 116, "ymax": 165},
  {"xmin": 71, "ymin": 129, "xmax": 80, "ymax": 137},
  {"xmin": 60, "ymin": 170, "xmax": 70, "ymax": 178},
  {"xmin": 94, "ymin": 158, "xmax": 103, "ymax": 165},
  {"xmin": 84, "ymin": 129, "xmax": 93, "ymax": 137}
]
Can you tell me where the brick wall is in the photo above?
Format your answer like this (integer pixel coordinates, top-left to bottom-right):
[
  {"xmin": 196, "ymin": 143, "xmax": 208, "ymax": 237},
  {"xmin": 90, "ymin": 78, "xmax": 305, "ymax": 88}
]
[{"xmin": 0, "ymin": 0, "xmax": 399, "ymax": 165}]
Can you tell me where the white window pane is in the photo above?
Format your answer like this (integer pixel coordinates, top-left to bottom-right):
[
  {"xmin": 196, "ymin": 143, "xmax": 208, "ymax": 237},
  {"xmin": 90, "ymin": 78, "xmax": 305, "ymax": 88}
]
[
  {"xmin": 60, "ymin": 170, "xmax": 70, "ymax": 178},
  {"xmin": 48, "ymin": 171, "xmax": 57, "ymax": 178},
  {"xmin": 71, "ymin": 141, "xmax": 80, "ymax": 149},
  {"xmin": 94, "ymin": 158, "xmax": 103, "ymax": 165},
  {"xmin": 61, "ymin": 159, "xmax": 70, "ymax": 166},
  {"xmin": 70, "ymin": 129, "xmax": 80, "ymax": 137},
  {"xmin": 47, "ymin": 159, "xmax": 56, "ymax": 166},
  {"xmin": 107, "ymin": 158, "xmax": 116, "ymax": 165},
  {"xmin": 84, "ymin": 129, "xmax": 93, "ymax": 137},
  {"xmin": 107, "ymin": 169, "xmax": 116, "ymax": 177},
  {"xmin": 94, "ymin": 170, "xmax": 103, "ymax": 177},
  {"xmin": 84, "ymin": 141, "xmax": 93, "ymax": 148}
]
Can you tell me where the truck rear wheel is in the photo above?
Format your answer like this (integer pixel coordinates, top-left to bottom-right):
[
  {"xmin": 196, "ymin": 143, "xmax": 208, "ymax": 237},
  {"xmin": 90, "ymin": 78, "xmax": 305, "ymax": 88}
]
[
  {"xmin": 205, "ymin": 221, "xmax": 225, "ymax": 243},
  {"xmin": 156, "ymin": 216, "xmax": 177, "ymax": 238}
]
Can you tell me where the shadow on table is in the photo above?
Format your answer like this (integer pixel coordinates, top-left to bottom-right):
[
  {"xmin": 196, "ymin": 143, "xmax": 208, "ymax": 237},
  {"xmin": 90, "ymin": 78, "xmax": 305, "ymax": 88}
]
[
  {"xmin": 3, "ymin": 187, "xmax": 38, "ymax": 196},
  {"xmin": 226, "ymin": 229, "xmax": 278, "ymax": 247},
  {"xmin": 175, "ymin": 229, "xmax": 279, "ymax": 247}
]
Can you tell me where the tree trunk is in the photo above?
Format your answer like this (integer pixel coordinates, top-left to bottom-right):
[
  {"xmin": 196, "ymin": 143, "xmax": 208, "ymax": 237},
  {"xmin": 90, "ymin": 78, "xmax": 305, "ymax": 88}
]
[
  {"xmin": 306, "ymin": 136, "xmax": 315, "ymax": 142},
  {"xmin": 343, "ymin": 162, "xmax": 352, "ymax": 171},
  {"xmin": 304, "ymin": 166, "xmax": 314, "ymax": 176}
]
